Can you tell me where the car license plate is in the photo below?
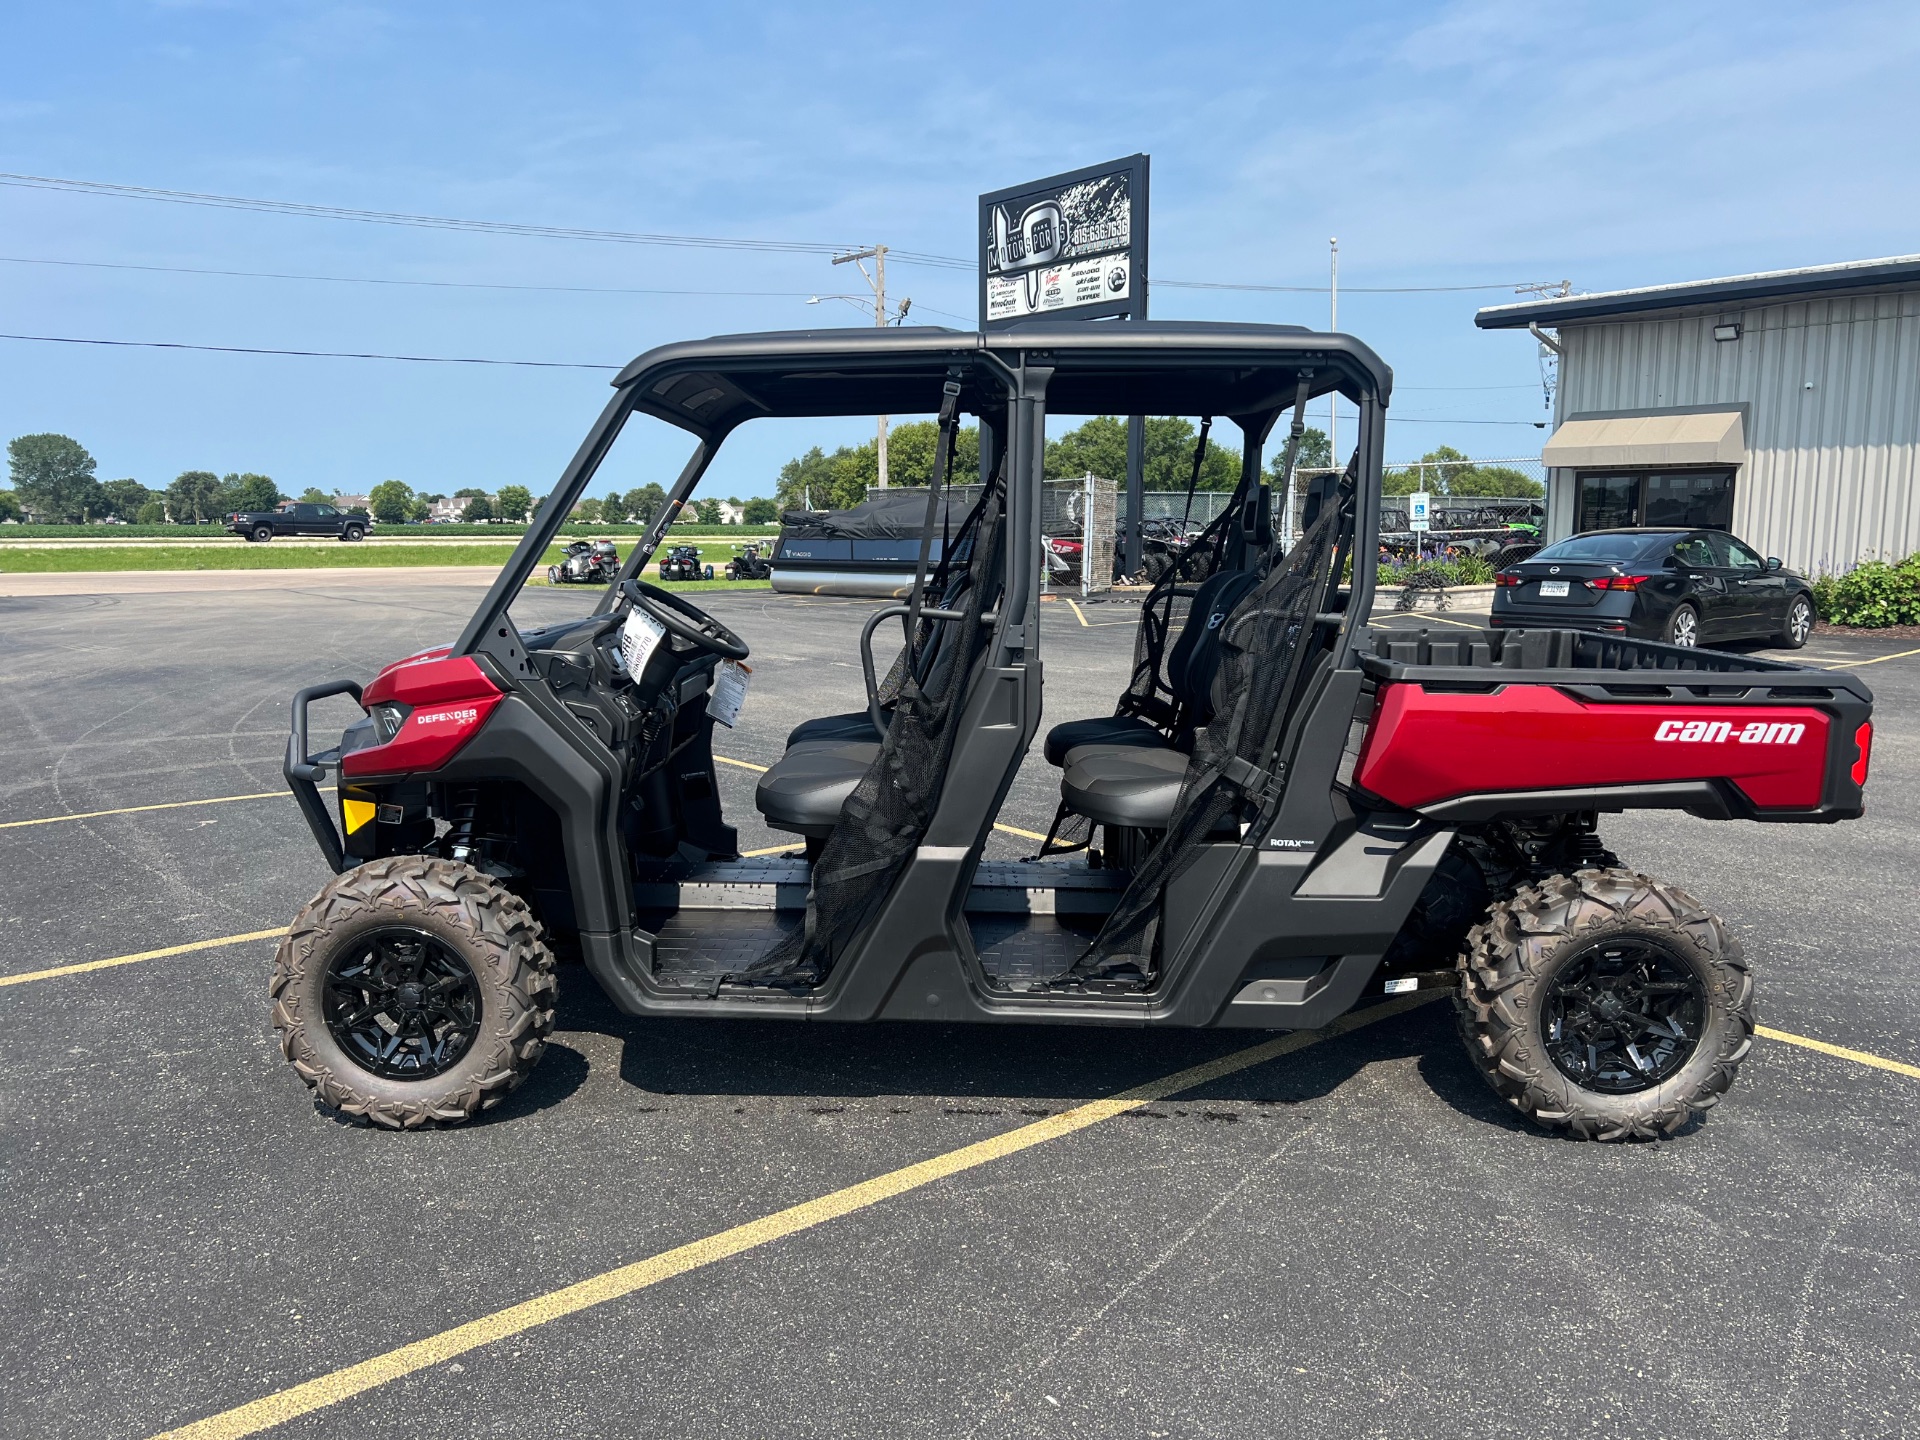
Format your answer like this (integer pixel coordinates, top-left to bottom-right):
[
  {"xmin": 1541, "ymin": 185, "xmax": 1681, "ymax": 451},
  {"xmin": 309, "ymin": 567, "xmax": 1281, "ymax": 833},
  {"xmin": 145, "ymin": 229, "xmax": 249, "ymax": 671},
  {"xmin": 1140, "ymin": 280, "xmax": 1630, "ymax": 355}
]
[{"xmin": 1538, "ymin": 580, "xmax": 1570, "ymax": 597}]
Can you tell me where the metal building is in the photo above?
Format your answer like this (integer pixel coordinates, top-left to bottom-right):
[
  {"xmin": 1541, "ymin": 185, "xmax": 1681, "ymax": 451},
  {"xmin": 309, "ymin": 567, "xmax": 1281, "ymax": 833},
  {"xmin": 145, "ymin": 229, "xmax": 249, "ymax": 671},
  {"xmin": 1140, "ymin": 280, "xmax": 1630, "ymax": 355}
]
[{"xmin": 1476, "ymin": 256, "xmax": 1920, "ymax": 573}]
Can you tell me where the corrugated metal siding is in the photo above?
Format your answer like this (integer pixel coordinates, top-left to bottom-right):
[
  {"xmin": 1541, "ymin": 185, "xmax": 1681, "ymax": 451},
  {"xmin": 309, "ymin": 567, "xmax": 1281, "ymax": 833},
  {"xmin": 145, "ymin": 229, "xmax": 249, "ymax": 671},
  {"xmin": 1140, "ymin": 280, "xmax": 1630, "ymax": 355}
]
[{"xmin": 1555, "ymin": 287, "xmax": 1920, "ymax": 571}]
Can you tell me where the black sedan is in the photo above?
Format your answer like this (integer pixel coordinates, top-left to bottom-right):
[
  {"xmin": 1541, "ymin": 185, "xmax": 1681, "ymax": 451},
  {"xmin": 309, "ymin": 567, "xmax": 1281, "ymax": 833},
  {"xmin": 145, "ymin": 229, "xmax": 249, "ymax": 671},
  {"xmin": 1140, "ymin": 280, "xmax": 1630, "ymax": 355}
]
[{"xmin": 1490, "ymin": 527, "xmax": 1815, "ymax": 648}]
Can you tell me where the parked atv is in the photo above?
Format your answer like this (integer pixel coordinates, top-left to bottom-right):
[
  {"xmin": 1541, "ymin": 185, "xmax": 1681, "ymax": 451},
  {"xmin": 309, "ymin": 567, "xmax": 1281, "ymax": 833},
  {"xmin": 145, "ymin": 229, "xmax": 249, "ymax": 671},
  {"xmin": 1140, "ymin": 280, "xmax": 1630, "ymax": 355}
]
[
  {"xmin": 279, "ymin": 323, "xmax": 1872, "ymax": 1141},
  {"xmin": 546, "ymin": 539, "xmax": 621, "ymax": 585},
  {"xmin": 658, "ymin": 544, "xmax": 714, "ymax": 581},
  {"xmin": 725, "ymin": 542, "xmax": 773, "ymax": 581}
]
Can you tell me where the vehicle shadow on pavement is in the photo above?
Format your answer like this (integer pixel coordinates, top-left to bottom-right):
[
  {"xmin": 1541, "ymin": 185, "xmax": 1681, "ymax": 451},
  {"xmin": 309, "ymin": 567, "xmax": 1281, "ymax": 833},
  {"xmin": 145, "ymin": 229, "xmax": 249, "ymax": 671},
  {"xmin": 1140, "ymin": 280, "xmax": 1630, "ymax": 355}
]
[
  {"xmin": 1412, "ymin": 1030, "xmax": 1707, "ymax": 1141},
  {"xmin": 535, "ymin": 975, "xmax": 1464, "ymax": 1113}
]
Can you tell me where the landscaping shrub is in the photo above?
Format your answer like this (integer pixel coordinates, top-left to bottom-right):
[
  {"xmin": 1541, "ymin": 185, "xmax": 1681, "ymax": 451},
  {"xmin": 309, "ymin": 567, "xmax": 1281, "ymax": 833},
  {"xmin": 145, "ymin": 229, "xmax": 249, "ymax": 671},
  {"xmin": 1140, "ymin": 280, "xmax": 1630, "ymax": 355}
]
[
  {"xmin": 1812, "ymin": 553, "xmax": 1920, "ymax": 627},
  {"xmin": 1381, "ymin": 556, "xmax": 1495, "ymax": 588}
]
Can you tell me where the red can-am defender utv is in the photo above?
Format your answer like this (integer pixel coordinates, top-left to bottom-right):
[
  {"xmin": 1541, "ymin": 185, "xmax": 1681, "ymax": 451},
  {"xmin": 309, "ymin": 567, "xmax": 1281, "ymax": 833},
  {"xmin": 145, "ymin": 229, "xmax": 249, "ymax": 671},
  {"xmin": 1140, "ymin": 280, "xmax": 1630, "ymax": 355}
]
[{"xmin": 277, "ymin": 323, "xmax": 1873, "ymax": 1139}]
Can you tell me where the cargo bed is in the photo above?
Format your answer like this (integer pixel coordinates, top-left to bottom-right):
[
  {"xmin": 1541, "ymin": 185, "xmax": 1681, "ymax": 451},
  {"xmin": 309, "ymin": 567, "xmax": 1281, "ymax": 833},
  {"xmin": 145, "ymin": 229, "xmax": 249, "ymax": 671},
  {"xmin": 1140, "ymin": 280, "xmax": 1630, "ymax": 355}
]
[{"xmin": 1352, "ymin": 627, "xmax": 1873, "ymax": 823}]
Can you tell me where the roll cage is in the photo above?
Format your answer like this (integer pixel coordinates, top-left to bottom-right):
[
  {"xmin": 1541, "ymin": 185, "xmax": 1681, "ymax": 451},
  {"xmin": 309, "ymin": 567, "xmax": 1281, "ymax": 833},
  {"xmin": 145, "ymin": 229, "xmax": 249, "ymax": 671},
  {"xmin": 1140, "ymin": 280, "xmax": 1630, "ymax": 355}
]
[{"xmin": 451, "ymin": 321, "xmax": 1394, "ymax": 677}]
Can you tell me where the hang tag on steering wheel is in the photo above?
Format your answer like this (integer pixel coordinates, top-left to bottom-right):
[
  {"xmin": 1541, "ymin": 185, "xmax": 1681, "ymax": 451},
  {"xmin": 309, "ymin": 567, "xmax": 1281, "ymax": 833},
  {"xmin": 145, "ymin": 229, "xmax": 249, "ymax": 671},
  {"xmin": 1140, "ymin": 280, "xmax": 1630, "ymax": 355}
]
[{"xmin": 619, "ymin": 609, "xmax": 667, "ymax": 677}]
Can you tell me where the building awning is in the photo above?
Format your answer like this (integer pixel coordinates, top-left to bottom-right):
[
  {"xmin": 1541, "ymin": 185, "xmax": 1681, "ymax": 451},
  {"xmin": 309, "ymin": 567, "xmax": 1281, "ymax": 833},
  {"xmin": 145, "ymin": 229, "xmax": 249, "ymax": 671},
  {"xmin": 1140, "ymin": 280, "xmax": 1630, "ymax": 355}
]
[{"xmin": 1541, "ymin": 410, "xmax": 1746, "ymax": 469}]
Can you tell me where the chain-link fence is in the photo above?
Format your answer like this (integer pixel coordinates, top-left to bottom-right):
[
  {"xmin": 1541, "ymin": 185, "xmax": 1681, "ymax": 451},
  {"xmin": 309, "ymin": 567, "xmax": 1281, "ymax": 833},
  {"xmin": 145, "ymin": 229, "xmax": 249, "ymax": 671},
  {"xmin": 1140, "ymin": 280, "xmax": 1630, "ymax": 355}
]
[{"xmin": 1276, "ymin": 457, "xmax": 1547, "ymax": 546}]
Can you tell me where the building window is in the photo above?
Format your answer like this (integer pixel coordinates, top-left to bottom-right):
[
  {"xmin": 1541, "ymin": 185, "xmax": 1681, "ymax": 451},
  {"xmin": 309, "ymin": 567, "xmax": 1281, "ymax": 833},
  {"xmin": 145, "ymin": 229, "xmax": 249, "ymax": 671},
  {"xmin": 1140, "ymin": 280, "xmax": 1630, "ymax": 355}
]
[{"xmin": 1575, "ymin": 469, "xmax": 1734, "ymax": 532}]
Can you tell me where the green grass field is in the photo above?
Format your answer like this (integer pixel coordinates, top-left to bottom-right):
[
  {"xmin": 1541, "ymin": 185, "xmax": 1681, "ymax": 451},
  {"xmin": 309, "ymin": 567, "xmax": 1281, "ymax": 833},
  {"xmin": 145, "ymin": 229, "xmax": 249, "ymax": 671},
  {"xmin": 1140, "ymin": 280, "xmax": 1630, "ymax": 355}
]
[
  {"xmin": 0, "ymin": 542, "xmax": 768, "ymax": 576},
  {"xmin": 0, "ymin": 522, "xmax": 781, "ymax": 541}
]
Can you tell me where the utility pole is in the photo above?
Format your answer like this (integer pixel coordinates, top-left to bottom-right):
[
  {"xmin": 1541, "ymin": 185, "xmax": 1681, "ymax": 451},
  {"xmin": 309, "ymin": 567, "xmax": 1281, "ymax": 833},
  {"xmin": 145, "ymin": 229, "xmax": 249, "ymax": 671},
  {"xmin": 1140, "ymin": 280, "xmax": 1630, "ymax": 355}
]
[
  {"xmin": 1328, "ymin": 238, "xmax": 1339, "ymax": 467},
  {"xmin": 835, "ymin": 245, "xmax": 893, "ymax": 486}
]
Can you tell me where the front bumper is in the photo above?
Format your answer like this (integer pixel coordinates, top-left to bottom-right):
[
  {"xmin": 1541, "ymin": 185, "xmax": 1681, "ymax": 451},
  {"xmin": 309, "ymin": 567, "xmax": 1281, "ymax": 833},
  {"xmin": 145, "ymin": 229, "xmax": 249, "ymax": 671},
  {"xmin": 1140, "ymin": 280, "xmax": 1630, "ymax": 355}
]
[{"xmin": 284, "ymin": 679, "xmax": 365, "ymax": 872}]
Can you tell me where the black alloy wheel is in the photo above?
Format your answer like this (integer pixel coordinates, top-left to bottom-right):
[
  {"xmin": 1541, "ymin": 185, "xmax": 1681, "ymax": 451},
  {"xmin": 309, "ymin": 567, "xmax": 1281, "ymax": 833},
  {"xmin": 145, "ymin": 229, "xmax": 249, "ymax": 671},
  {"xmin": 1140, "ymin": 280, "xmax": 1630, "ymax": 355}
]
[
  {"xmin": 1541, "ymin": 938, "xmax": 1705, "ymax": 1093},
  {"xmin": 322, "ymin": 926, "xmax": 482, "ymax": 1080},
  {"xmin": 252, "ymin": 524, "xmax": 274, "ymax": 543}
]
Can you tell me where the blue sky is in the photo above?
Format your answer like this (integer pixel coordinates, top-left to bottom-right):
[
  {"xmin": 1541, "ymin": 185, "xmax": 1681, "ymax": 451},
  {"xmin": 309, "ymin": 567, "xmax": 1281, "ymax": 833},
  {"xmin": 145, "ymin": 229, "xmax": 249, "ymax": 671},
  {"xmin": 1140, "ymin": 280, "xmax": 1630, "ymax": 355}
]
[{"xmin": 3, "ymin": 0, "xmax": 1917, "ymax": 500}]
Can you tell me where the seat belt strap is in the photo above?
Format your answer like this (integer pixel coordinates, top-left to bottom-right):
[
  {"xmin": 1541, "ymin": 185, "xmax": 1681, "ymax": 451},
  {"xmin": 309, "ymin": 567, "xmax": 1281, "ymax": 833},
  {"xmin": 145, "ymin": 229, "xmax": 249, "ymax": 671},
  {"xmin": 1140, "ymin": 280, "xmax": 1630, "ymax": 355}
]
[
  {"xmin": 1178, "ymin": 417, "xmax": 1212, "ymax": 531},
  {"xmin": 903, "ymin": 377, "xmax": 965, "ymax": 680}
]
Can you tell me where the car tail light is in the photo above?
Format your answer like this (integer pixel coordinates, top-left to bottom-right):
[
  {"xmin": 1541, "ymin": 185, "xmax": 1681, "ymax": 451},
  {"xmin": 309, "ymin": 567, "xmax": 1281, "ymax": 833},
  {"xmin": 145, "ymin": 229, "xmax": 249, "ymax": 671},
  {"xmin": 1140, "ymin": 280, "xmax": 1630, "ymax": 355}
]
[
  {"xmin": 1589, "ymin": 574, "xmax": 1651, "ymax": 591},
  {"xmin": 1853, "ymin": 722, "xmax": 1873, "ymax": 786},
  {"xmin": 1493, "ymin": 572, "xmax": 1523, "ymax": 586}
]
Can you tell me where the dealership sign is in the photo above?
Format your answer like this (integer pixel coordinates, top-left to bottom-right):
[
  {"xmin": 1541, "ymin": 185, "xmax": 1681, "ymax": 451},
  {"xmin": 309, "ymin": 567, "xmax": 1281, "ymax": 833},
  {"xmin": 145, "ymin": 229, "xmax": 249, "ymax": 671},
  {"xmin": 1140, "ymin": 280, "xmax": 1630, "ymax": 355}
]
[{"xmin": 979, "ymin": 155, "xmax": 1149, "ymax": 328}]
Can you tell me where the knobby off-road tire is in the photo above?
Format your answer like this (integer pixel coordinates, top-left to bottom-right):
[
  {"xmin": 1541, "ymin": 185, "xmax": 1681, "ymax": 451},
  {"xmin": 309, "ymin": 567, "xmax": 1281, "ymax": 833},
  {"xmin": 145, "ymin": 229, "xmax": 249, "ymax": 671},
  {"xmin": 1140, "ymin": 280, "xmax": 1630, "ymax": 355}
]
[
  {"xmin": 1455, "ymin": 868, "xmax": 1753, "ymax": 1141},
  {"xmin": 270, "ymin": 857, "xmax": 557, "ymax": 1129}
]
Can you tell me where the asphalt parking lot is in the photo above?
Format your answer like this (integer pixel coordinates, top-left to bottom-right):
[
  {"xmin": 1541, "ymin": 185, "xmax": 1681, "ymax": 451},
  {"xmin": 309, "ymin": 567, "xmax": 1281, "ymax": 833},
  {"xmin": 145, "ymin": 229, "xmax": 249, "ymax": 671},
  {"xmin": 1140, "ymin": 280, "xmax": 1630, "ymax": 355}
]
[{"xmin": 2, "ymin": 579, "xmax": 1917, "ymax": 1439}]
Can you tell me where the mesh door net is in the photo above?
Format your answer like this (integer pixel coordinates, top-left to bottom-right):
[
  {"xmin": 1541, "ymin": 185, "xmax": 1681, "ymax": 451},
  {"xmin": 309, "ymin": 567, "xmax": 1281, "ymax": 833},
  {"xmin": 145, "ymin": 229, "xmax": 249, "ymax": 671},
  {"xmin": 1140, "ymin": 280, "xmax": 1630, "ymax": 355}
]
[
  {"xmin": 1069, "ymin": 477, "xmax": 1349, "ymax": 981},
  {"xmin": 744, "ymin": 467, "xmax": 1008, "ymax": 983},
  {"xmin": 1036, "ymin": 465, "xmax": 1258, "ymax": 858}
]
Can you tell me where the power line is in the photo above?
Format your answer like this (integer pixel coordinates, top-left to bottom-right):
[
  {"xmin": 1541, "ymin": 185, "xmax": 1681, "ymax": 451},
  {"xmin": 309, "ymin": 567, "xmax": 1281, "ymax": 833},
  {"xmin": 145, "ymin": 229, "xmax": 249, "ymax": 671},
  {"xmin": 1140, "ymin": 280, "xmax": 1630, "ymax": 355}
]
[
  {"xmin": 0, "ymin": 254, "xmax": 821, "ymax": 299},
  {"xmin": 1155, "ymin": 278, "xmax": 1545, "ymax": 295},
  {"xmin": 0, "ymin": 333, "xmax": 619, "ymax": 369},
  {"xmin": 0, "ymin": 332, "xmax": 1555, "ymax": 426},
  {"xmin": 0, "ymin": 253, "xmax": 977, "ymax": 321},
  {"xmin": 0, "ymin": 171, "xmax": 1558, "ymax": 295},
  {"xmin": 0, "ymin": 171, "xmax": 912, "ymax": 260},
  {"xmin": 1389, "ymin": 417, "xmax": 1548, "ymax": 426}
]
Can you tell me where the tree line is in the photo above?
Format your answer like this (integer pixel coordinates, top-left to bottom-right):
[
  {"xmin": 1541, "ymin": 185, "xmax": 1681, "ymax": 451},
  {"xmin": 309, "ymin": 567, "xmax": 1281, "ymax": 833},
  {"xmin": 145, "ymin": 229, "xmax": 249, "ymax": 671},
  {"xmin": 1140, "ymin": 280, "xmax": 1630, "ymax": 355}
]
[
  {"xmin": 1, "ymin": 433, "xmax": 302, "ymax": 524},
  {"xmin": 770, "ymin": 416, "xmax": 1342, "ymax": 514},
  {"xmin": 768, "ymin": 418, "xmax": 1541, "ymax": 509}
]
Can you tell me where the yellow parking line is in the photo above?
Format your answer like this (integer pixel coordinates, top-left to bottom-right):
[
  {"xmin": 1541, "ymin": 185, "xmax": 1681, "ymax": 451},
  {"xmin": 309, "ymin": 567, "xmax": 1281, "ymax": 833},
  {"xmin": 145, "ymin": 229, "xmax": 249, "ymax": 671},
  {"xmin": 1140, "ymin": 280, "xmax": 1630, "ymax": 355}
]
[
  {"xmin": 1066, "ymin": 598, "xmax": 1090, "ymax": 627},
  {"xmin": 1821, "ymin": 644, "xmax": 1920, "ymax": 669},
  {"xmin": 1375, "ymin": 611, "xmax": 1482, "ymax": 630},
  {"xmin": 993, "ymin": 822, "xmax": 1049, "ymax": 842},
  {"xmin": 0, "ymin": 789, "xmax": 328, "ymax": 830},
  {"xmin": 1757, "ymin": 1024, "xmax": 1920, "ymax": 1080},
  {"xmin": 712, "ymin": 754, "xmax": 769, "ymax": 772},
  {"xmin": 145, "ymin": 992, "xmax": 1438, "ymax": 1440},
  {"xmin": 741, "ymin": 843, "xmax": 802, "ymax": 857},
  {"xmin": 0, "ymin": 928, "xmax": 287, "ymax": 989}
]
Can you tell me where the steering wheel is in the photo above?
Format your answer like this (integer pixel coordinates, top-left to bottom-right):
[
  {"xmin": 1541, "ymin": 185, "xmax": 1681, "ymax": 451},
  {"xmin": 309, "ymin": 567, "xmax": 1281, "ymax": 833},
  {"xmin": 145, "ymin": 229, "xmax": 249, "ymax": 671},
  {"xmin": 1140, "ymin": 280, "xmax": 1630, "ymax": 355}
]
[{"xmin": 618, "ymin": 578, "xmax": 749, "ymax": 661}]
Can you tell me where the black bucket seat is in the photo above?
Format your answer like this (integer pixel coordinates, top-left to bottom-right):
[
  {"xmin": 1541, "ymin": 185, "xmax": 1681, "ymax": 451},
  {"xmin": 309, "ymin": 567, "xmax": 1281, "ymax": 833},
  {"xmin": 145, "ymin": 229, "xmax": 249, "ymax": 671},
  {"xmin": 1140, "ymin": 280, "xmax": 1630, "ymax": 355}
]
[{"xmin": 1044, "ymin": 565, "xmax": 1260, "ymax": 769}]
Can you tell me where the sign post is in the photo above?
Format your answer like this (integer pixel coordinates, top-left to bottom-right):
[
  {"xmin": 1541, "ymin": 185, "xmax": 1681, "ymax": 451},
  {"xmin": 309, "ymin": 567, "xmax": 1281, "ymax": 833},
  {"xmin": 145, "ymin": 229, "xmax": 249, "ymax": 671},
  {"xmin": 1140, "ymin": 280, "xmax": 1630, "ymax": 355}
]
[{"xmin": 980, "ymin": 155, "xmax": 1149, "ymax": 575}]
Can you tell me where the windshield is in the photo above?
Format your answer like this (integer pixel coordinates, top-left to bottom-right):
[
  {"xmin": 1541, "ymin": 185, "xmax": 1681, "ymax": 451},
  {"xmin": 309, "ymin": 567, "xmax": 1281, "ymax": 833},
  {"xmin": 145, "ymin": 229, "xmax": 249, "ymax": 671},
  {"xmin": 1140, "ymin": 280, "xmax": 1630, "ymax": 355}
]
[{"xmin": 1533, "ymin": 532, "xmax": 1673, "ymax": 563}]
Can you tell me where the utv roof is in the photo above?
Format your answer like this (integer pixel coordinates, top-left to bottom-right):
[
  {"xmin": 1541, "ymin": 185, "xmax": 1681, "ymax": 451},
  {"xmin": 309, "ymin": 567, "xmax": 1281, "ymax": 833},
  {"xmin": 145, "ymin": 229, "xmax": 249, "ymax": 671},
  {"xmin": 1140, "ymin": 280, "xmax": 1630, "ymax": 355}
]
[{"xmin": 612, "ymin": 320, "xmax": 1392, "ymax": 433}]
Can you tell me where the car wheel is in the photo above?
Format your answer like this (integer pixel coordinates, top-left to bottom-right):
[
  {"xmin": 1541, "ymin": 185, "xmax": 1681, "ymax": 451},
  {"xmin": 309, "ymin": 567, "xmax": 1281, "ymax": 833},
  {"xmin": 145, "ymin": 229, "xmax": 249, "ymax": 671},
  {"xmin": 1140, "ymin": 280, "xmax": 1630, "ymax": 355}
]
[
  {"xmin": 252, "ymin": 524, "xmax": 274, "ymax": 543},
  {"xmin": 547, "ymin": 565, "xmax": 561, "ymax": 585},
  {"xmin": 1778, "ymin": 595, "xmax": 1814, "ymax": 649},
  {"xmin": 342, "ymin": 524, "xmax": 365, "ymax": 542},
  {"xmin": 1664, "ymin": 603, "xmax": 1699, "ymax": 647},
  {"xmin": 705, "ymin": 564, "xmax": 715, "ymax": 580}
]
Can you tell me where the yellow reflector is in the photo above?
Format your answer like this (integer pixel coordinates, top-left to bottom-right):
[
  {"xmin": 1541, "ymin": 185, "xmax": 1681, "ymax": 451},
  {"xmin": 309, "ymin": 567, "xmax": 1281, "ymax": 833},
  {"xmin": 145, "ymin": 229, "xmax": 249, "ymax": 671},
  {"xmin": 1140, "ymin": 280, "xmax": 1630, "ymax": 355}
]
[{"xmin": 342, "ymin": 798, "xmax": 377, "ymax": 834}]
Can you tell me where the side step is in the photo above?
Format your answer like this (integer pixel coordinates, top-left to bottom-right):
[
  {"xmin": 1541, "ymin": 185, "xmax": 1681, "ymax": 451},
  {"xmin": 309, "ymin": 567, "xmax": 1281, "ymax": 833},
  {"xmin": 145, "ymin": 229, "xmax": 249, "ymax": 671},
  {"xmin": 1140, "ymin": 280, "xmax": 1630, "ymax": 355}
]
[{"xmin": 632, "ymin": 857, "xmax": 1128, "ymax": 917}]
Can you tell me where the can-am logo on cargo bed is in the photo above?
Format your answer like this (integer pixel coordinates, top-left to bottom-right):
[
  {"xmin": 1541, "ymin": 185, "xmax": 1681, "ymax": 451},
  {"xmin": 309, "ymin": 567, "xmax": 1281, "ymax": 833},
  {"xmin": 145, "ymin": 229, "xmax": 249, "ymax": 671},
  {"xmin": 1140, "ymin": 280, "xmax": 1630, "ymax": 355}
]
[
  {"xmin": 415, "ymin": 707, "xmax": 480, "ymax": 727},
  {"xmin": 1655, "ymin": 719, "xmax": 1805, "ymax": 745}
]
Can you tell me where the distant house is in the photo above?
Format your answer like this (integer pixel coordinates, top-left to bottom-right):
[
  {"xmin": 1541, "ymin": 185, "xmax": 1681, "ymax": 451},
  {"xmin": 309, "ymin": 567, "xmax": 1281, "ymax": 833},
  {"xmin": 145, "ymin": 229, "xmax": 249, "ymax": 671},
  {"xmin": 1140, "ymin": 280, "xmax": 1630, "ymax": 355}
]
[
  {"xmin": 333, "ymin": 494, "xmax": 372, "ymax": 513},
  {"xmin": 717, "ymin": 500, "xmax": 746, "ymax": 524},
  {"xmin": 430, "ymin": 496, "xmax": 481, "ymax": 523}
]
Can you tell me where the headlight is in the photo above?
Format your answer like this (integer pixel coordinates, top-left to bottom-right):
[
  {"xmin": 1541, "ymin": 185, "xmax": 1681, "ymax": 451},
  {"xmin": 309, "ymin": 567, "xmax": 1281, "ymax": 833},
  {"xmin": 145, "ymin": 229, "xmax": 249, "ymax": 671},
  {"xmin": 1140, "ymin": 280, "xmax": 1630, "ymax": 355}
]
[{"xmin": 371, "ymin": 702, "xmax": 410, "ymax": 744}]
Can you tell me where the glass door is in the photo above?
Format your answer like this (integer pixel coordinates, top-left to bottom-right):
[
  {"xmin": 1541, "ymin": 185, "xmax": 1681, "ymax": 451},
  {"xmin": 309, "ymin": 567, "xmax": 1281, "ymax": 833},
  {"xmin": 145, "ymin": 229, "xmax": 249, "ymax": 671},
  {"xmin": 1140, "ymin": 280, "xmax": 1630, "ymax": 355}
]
[{"xmin": 1576, "ymin": 474, "xmax": 1640, "ymax": 531}]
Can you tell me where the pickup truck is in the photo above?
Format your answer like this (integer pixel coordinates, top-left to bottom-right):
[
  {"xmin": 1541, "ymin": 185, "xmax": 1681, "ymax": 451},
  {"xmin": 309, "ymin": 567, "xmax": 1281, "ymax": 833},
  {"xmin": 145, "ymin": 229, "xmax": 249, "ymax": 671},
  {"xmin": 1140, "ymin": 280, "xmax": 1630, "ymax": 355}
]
[{"xmin": 227, "ymin": 502, "xmax": 371, "ymax": 542}]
